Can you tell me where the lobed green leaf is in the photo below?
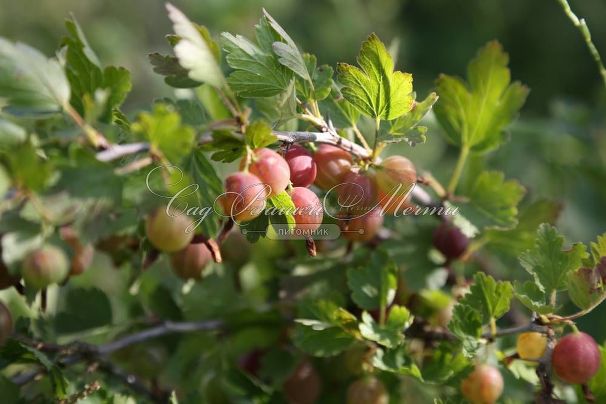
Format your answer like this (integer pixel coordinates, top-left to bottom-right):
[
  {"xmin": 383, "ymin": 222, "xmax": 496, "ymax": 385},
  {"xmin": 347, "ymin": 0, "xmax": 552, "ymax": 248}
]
[
  {"xmin": 337, "ymin": 33, "xmax": 414, "ymax": 120},
  {"xmin": 434, "ymin": 41, "xmax": 528, "ymax": 153}
]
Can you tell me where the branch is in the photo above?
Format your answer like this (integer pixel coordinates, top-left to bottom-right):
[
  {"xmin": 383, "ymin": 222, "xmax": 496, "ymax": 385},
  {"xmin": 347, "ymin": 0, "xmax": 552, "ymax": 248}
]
[
  {"xmin": 96, "ymin": 320, "xmax": 223, "ymax": 355},
  {"xmin": 482, "ymin": 322, "xmax": 547, "ymax": 339},
  {"xmin": 405, "ymin": 318, "xmax": 546, "ymax": 342},
  {"xmin": 96, "ymin": 142, "xmax": 150, "ymax": 162},
  {"xmin": 535, "ymin": 327, "xmax": 559, "ymax": 403},
  {"xmin": 273, "ymin": 130, "xmax": 370, "ymax": 160},
  {"xmin": 11, "ymin": 320, "xmax": 223, "ymax": 388},
  {"xmin": 556, "ymin": 0, "xmax": 606, "ymax": 88}
]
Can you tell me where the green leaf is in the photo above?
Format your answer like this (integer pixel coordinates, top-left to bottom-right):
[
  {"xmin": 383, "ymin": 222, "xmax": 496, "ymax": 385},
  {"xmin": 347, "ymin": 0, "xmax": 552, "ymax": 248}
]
[
  {"xmin": 0, "ymin": 38, "xmax": 70, "ymax": 114},
  {"xmin": 296, "ymin": 54, "xmax": 333, "ymax": 101},
  {"xmin": 222, "ymin": 15, "xmax": 292, "ymax": 97},
  {"xmin": 245, "ymin": 120, "xmax": 277, "ymax": 149},
  {"xmin": 200, "ymin": 129, "xmax": 246, "ymax": 163},
  {"xmin": 293, "ymin": 325, "xmax": 357, "ymax": 357},
  {"xmin": 151, "ymin": 24, "xmax": 218, "ymax": 89},
  {"xmin": 184, "ymin": 150, "xmax": 223, "ymax": 236},
  {"xmin": 0, "ymin": 212, "xmax": 43, "ymax": 269},
  {"xmin": 448, "ymin": 304, "xmax": 482, "ymax": 358},
  {"xmin": 434, "ymin": 41, "xmax": 528, "ymax": 153},
  {"xmin": 421, "ymin": 343, "xmax": 469, "ymax": 383},
  {"xmin": 0, "ymin": 341, "xmax": 68, "ymax": 398},
  {"xmin": 159, "ymin": 97, "xmax": 208, "ymax": 126},
  {"xmin": 196, "ymin": 84, "xmax": 232, "ymax": 119},
  {"xmin": 63, "ymin": 18, "xmax": 131, "ymax": 122},
  {"xmin": 53, "ymin": 151, "xmax": 123, "ymax": 202},
  {"xmin": 321, "ymin": 86, "xmax": 361, "ymax": 128},
  {"xmin": 0, "ymin": 118, "xmax": 26, "ymax": 148},
  {"xmin": 384, "ymin": 92, "xmax": 438, "ymax": 146},
  {"xmin": 132, "ymin": 103, "xmax": 195, "ymax": 163},
  {"xmin": 166, "ymin": 4, "xmax": 225, "ymax": 89},
  {"xmin": 372, "ymin": 345, "xmax": 422, "ymax": 379},
  {"xmin": 241, "ymin": 213, "xmax": 269, "ymax": 243},
  {"xmin": 485, "ymin": 199, "xmax": 562, "ymax": 255},
  {"xmin": 347, "ymin": 250, "xmax": 398, "ymax": 310},
  {"xmin": 0, "ymin": 375, "xmax": 18, "ymax": 404},
  {"xmin": 359, "ymin": 305, "xmax": 413, "ymax": 348},
  {"xmin": 587, "ymin": 344, "xmax": 606, "ymax": 402},
  {"xmin": 460, "ymin": 272, "xmax": 513, "ymax": 323},
  {"xmin": 337, "ymin": 33, "xmax": 414, "ymax": 120},
  {"xmin": 590, "ymin": 233, "xmax": 606, "ymax": 266},
  {"xmin": 149, "ymin": 53, "xmax": 201, "ymax": 88},
  {"xmin": 256, "ymin": 80, "xmax": 298, "ymax": 130},
  {"xmin": 268, "ymin": 191, "xmax": 296, "ymax": 231},
  {"xmin": 293, "ymin": 300, "xmax": 358, "ymax": 357},
  {"xmin": 514, "ymin": 280, "xmax": 554, "ymax": 315},
  {"xmin": 0, "ymin": 166, "xmax": 8, "ymax": 197},
  {"xmin": 566, "ymin": 267, "xmax": 603, "ymax": 310},
  {"xmin": 519, "ymin": 224, "xmax": 588, "ymax": 297},
  {"xmin": 262, "ymin": 10, "xmax": 311, "ymax": 83},
  {"xmin": 55, "ymin": 288, "xmax": 113, "ymax": 333},
  {"xmin": 457, "ymin": 170, "xmax": 525, "ymax": 230},
  {"xmin": 2, "ymin": 141, "xmax": 52, "ymax": 191}
]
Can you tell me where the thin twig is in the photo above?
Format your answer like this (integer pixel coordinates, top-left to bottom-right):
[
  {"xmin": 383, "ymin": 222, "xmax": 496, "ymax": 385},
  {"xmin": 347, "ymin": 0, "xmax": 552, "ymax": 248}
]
[
  {"xmin": 556, "ymin": 0, "xmax": 606, "ymax": 88},
  {"xmin": 547, "ymin": 291, "xmax": 606, "ymax": 323}
]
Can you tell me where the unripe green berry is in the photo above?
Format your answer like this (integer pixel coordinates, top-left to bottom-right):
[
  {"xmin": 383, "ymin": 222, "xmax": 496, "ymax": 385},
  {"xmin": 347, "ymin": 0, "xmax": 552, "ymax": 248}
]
[
  {"xmin": 145, "ymin": 207, "xmax": 194, "ymax": 252},
  {"xmin": 22, "ymin": 245, "xmax": 69, "ymax": 289}
]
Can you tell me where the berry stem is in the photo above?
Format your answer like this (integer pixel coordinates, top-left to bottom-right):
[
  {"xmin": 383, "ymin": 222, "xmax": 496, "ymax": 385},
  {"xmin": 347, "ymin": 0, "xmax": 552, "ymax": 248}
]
[
  {"xmin": 352, "ymin": 124, "xmax": 372, "ymax": 152},
  {"xmin": 547, "ymin": 291, "xmax": 606, "ymax": 323},
  {"xmin": 64, "ymin": 103, "xmax": 110, "ymax": 149},
  {"xmin": 489, "ymin": 318, "xmax": 497, "ymax": 339},
  {"xmin": 447, "ymin": 145, "xmax": 469, "ymax": 195}
]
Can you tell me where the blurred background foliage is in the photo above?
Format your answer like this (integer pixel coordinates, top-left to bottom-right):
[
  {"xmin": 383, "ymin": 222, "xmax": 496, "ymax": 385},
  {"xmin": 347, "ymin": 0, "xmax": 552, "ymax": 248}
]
[
  {"xmin": 1, "ymin": 0, "xmax": 605, "ymax": 351},
  {"xmin": 1, "ymin": 0, "xmax": 605, "ymax": 112}
]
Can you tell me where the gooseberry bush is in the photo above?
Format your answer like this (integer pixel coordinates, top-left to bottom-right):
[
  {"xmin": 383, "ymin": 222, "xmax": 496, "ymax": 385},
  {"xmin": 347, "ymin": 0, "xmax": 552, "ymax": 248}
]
[{"xmin": 0, "ymin": 3, "xmax": 605, "ymax": 403}]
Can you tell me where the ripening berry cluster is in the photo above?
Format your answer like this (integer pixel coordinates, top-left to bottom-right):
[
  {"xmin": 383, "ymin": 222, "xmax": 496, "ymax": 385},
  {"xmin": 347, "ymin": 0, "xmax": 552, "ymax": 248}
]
[
  {"xmin": 219, "ymin": 144, "xmax": 421, "ymax": 242},
  {"xmin": 142, "ymin": 144, "xmax": 472, "ymax": 282}
]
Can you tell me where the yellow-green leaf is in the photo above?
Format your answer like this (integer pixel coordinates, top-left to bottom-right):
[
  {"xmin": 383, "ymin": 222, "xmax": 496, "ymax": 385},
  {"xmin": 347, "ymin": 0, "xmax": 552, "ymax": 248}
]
[{"xmin": 337, "ymin": 33, "xmax": 414, "ymax": 120}]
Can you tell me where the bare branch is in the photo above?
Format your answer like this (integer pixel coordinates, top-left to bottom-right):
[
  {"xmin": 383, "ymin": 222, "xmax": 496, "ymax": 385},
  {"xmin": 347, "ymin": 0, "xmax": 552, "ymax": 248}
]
[
  {"xmin": 97, "ymin": 320, "xmax": 223, "ymax": 355},
  {"xmin": 11, "ymin": 320, "xmax": 223, "ymax": 388},
  {"xmin": 273, "ymin": 130, "xmax": 370, "ymax": 159},
  {"xmin": 96, "ymin": 143, "xmax": 150, "ymax": 162}
]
